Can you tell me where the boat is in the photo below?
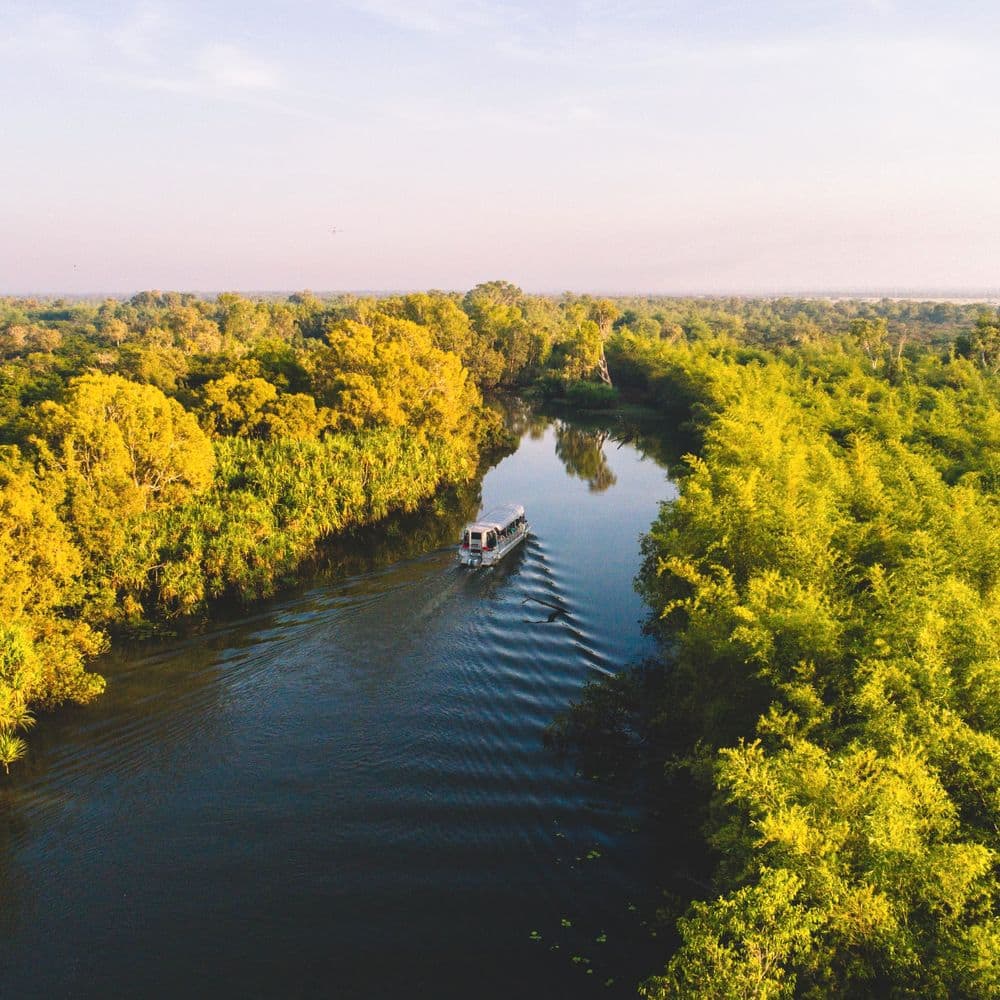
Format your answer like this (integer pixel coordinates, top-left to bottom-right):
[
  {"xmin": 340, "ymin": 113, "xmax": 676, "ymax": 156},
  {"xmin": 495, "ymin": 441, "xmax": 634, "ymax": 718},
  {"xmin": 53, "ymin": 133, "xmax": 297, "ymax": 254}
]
[{"xmin": 458, "ymin": 503, "xmax": 529, "ymax": 567}]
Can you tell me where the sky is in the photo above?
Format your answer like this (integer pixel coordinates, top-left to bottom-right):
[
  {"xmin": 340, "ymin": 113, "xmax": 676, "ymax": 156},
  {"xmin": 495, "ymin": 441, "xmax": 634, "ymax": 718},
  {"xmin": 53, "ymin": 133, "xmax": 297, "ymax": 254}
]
[{"xmin": 2, "ymin": 0, "xmax": 999, "ymax": 295}]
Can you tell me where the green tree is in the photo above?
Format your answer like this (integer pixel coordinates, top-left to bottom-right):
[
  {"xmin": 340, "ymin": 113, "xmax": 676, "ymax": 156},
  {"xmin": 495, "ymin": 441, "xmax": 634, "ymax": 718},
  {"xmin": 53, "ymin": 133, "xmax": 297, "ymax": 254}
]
[
  {"xmin": 311, "ymin": 315, "xmax": 477, "ymax": 435},
  {"xmin": 37, "ymin": 373, "xmax": 215, "ymax": 514},
  {"xmin": 970, "ymin": 309, "xmax": 1000, "ymax": 372},
  {"xmin": 642, "ymin": 869, "xmax": 821, "ymax": 1000},
  {"xmin": 34, "ymin": 373, "xmax": 215, "ymax": 619},
  {"xmin": 589, "ymin": 298, "xmax": 620, "ymax": 384},
  {"xmin": 462, "ymin": 281, "xmax": 535, "ymax": 385},
  {"xmin": 199, "ymin": 373, "xmax": 278, "ymax": 438},
  {"xmin": 0, "ymin": 450, "xmax": 105, "ymax": 753}
]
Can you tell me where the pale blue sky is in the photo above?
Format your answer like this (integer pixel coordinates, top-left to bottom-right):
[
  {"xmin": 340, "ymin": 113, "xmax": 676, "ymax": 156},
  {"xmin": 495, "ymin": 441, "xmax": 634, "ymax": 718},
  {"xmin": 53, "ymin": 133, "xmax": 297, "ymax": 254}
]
[{"xmin": 3, "ymin": 1, "xmax": 999, "ymax": 294}]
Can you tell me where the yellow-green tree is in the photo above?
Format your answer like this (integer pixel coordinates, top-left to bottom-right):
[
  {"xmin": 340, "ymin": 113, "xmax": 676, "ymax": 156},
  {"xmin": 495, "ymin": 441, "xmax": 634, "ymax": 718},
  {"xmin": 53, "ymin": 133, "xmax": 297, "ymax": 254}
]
[
  {"xmin": 310, "ymin": 315, "xmax": 477, "ymax": 436},
  {"xmin": 198, "ymin": 373, "xmax": 278, "ymax": 438},
  {"xmin": 0, "ymin": 450, "xmax": 105, "ymax": 769},
  {"xmin": 37, "ymin": 373, "xmax": 215, "ymax": 513},
  {"xmin": 34, "ymin": 373, "xmax": 215, "ymax": 619}
]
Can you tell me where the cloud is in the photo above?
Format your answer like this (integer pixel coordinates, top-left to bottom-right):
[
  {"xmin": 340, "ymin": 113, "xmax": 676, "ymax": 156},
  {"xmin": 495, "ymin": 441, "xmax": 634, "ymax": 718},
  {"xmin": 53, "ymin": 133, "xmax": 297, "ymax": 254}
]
[
  {"xmin": 5, "ymin": 6, "xmax": 281, "ymax": 100},
  {"xmin": 0, "ymin": 8, "xmax": 91, "ymax": 56},
  {"xmin": 111, "ymin": 3, "xmax": 170, "ymax": 63},
  {"xmin": 343, "ymin": 0, "xmax": 523, "ymax": 35},
  {"xmin": 387, "ymin": 90, "xmax": 609, "ymax": 136},
  {"xmin": 198, "ymin": 43, "xmax": 280, "ymax": 90}
]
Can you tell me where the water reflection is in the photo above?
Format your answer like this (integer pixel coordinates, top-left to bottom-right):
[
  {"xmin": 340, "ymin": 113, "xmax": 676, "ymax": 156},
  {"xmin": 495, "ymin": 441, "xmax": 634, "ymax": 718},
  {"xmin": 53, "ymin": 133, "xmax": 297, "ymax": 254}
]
[
  {"xmin": 497, "ymin": 396, "xmax": 549, "ymax": 442},
  {"xmin": 315, "ymin": 480, "xmax": 483, "ymax": 578},
  {"xmin": 554, "ymin": 423, "xmax": 618, "ymax": 492}
]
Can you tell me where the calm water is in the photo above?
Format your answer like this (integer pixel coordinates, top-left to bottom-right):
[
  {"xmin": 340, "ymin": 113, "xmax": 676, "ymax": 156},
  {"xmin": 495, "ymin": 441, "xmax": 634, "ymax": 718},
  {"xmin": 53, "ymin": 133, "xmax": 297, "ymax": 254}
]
[{"xmin": 0, "ymin": 413, "xmax": 678, "ymax": 999}]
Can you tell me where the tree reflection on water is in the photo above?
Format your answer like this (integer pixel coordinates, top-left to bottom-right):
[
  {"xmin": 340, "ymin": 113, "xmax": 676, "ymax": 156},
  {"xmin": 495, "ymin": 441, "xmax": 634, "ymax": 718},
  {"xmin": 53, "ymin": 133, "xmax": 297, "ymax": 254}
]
[{"xmin": 554, "ymin": 422, "xmax": 618, "ymax": 492}]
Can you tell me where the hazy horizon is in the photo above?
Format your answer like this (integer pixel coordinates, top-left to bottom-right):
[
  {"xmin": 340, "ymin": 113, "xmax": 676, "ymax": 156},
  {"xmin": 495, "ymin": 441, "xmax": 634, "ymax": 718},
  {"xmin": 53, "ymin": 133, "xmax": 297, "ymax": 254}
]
[
  {"xmin": 8, "ymin": 287, "xmax": 1000, "ymax": 303},
  {"xmin": 5, "ymin": 1, "xmax": 1000, "ymax": 295}
]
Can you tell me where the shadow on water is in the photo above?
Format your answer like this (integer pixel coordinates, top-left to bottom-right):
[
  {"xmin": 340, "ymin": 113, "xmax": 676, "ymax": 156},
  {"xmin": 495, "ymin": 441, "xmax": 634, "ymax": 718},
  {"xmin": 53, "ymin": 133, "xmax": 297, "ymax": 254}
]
[{"xmin": 0, "ymin": 405, "xmax": 681, "ymax": 1000}]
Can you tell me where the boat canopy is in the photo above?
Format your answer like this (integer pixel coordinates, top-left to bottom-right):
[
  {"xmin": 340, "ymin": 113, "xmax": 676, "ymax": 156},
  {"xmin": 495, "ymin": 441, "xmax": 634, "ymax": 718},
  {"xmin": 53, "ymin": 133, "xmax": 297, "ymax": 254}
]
[{"xmin": 467, "ymin": 503, "xmax": 525, "ymax": 533}]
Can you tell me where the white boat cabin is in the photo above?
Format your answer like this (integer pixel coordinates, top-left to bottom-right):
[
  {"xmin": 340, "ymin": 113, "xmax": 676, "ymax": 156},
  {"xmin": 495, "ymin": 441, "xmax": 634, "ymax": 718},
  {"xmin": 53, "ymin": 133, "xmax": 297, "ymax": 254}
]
[{"xmin": 458, "ymin": 503, "xmax": 529, "ymax": 566}]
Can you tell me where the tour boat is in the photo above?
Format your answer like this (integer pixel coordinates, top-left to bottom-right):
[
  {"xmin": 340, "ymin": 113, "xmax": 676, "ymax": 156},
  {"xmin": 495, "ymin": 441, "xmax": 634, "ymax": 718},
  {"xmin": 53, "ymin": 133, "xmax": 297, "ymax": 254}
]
[{"xmin": 458, "ymin": 503, "xmax": 529, "ymax": 567}]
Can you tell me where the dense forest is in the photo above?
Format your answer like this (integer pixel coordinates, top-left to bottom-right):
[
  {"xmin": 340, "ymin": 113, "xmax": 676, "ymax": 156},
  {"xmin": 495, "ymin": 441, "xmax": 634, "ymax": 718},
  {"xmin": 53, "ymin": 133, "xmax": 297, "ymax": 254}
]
[
  {"xmin": 3, "ymin": 287, "xmax": 1000, "ymax": 996},
  {"xmin": 569, "ymin": 307, "xmax": 1000, "ymax": 996}
]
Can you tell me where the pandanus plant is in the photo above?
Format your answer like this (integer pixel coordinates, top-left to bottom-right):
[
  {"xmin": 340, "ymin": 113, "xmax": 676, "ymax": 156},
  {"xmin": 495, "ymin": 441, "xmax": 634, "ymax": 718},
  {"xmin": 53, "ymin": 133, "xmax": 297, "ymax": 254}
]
[
  {"xmin": 0, "ymin": 707, "xmax": 34, "ymax": 775},
  {"xmin": 0, "ymin": 728, "xmax": 28, "ymax": 775}
]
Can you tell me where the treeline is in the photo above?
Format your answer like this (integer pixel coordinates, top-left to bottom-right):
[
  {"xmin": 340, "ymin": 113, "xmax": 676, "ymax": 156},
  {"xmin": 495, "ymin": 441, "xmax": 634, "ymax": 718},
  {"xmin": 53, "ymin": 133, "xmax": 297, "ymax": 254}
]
[
  {"xmin": 0, "ymin": 281, "xmax": 627, "ymax": 420},
  {"xmin": 563, "ymin": 328, "xmax": 1000, "ymax": 995},
  {"xmin": 6, "ymin": 291, "xmax": 996, "ymax": 422},
  {"xmin": 607, "ymin": 295, "xmax": 998, "ymax": 353}
]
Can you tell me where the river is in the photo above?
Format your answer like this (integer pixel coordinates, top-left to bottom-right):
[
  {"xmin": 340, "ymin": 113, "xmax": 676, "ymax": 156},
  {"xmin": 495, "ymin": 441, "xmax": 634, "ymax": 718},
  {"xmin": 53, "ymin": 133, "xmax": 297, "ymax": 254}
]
[{"xmin": 0, "ymin": 410, "xmax": 678, "ymax": 999}]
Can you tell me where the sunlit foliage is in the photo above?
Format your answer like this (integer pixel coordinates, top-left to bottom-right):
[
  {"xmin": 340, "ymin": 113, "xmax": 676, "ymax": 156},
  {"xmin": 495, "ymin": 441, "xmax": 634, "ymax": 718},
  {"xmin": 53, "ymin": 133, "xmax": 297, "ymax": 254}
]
[
  {"xmin": 614, "ymin": 332, "xmax": 1000, "ymax": 998},
  {"xmin": 0, "ymin": 290, "xmax": 509, "ymax": 771}
]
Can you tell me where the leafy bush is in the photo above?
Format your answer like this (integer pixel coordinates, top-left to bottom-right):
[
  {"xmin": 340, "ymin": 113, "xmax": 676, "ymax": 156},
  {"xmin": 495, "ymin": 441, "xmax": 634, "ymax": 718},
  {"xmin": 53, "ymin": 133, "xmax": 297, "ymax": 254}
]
[{"xmin": 565, "ymin": 380, "xmax": 619, "ymax": 410}]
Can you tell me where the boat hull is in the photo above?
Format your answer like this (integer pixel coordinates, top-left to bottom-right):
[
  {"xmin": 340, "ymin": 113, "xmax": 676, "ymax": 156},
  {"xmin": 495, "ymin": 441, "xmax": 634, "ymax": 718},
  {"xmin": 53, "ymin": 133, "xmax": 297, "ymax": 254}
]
[{"xmin": 458, "ymin": 524, "xmax": 529, "ymax": 566}]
